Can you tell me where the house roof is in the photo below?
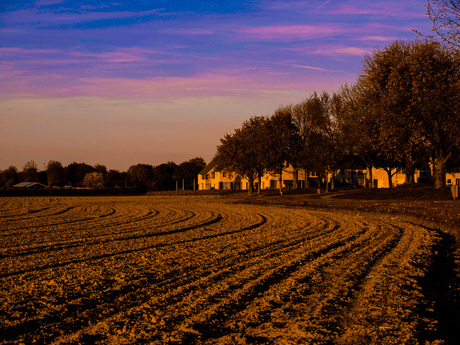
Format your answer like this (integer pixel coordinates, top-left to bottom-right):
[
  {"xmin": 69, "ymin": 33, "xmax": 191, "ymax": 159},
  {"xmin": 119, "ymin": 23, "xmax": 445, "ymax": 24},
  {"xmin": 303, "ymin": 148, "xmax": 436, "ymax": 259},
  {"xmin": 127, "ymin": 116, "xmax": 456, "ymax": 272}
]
[
  {"xmin": 198, "ymin": 161, "xmax": 217, "ymax": 176},
  {"xmin": 13, "ymin": 182, "xmax": 47, "ymax": 188}
]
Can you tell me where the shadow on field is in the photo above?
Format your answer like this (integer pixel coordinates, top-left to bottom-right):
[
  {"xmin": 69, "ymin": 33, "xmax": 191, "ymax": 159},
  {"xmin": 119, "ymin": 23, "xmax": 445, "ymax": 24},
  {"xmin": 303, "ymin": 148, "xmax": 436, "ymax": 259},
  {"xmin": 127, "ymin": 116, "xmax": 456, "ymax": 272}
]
[{"xmin": 419, "ymin": 232, "xmax": 460, "ymax": 345}]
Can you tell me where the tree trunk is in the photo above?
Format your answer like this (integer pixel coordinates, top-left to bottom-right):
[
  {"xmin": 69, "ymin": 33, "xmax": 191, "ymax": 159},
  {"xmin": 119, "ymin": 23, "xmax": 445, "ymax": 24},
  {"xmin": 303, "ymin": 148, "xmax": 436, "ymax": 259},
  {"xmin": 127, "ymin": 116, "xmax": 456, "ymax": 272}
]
[
  {"xmin": 368, "ymin": 165, "xmax": 373, "ymax": 188},
  {"xmin": 293, "ymin": 168, "xmax": 299, "ymax": 189},
  {"xmin": 384, "ymin": 168, "xmax": 394, "ymax": 188},
  {"xmin": 279, "ymin": 170, "xmax": 284, "ymax": 197},
  {"xmin": 258, "ymin": 174, "xmax": 262, "ymax": 194},
  {"xmin": 433, "ymin": 153, "xmax": 451, "ymax": 189},
  {"xmin": 405, "ymin": 152, "xmax": 414, "ymax": 184},
  {"xmin": 305, "ymin": 170, "xmax": 310, "ymax": 188},
  {"xmin": 331, "ymin": 169, "xmax": 335, "ymax": 191},
  {"xmin": 248, "ymin": 177, "xmax": 254, "ymax": 195},
  {"xmin": 325, "ymin": 171, "xmax": 329, "ymax": 193}
]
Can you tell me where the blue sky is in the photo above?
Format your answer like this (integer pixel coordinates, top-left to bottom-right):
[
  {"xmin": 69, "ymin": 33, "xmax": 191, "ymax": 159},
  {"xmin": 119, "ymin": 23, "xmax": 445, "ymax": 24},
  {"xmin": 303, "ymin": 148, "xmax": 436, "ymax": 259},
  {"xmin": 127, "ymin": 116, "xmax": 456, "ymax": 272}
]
[{"xmin": 0, "ymin": 0, "xmax": 433, "ymax": 171}]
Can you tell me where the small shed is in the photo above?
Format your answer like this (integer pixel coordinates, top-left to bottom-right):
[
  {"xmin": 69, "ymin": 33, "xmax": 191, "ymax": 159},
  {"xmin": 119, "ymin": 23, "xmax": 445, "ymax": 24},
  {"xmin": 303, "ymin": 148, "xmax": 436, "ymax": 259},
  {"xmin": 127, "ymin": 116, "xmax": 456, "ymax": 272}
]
[{"xmin": 13, "ymin": 182, "xmax": 47, "ymax": 189}]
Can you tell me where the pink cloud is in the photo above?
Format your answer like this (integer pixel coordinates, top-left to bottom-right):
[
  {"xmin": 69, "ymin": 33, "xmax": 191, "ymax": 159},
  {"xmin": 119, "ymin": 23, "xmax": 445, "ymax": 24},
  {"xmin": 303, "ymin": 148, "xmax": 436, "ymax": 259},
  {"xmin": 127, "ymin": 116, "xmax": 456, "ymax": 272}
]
[
  {"xmin": 358, "ymin": 36, "xmax": 397, "ymax": 42},
  {"xmin": 0, "ymin": 47, "xmax": 61, "ymax": 55},
  {"xmin": 0, "ymin": 65, "xmax": 351, "ymax": 103},
  {"xmin": 311, "ymin": 46, "xmax": 371, "ymax": 57},
  {"xmin": 160, "ymin": 28, "xmax": 215, "ymax": 35},
  {"xmin": 85, "ymin": 49, "xmax": 147, "ymax": 63},
  {"xmin": 326, "ymin": 1, "xmax": 426, "ymax": 18},
  {"xmin": 236, "ymin": 24, "xmax": 341, "ymax": 41}
]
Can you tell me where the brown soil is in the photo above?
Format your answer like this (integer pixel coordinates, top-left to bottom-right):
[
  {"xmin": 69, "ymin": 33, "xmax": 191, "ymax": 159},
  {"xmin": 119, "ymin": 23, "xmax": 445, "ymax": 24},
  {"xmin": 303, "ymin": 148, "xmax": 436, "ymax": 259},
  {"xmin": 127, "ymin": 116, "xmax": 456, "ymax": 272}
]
[
  {"xmin": 221, "ymin": 185, "xmax": 460, "ymax": 242},
  {"xmin": 0, "ymin": 195, "xmax": 459, "ymax": 344}
]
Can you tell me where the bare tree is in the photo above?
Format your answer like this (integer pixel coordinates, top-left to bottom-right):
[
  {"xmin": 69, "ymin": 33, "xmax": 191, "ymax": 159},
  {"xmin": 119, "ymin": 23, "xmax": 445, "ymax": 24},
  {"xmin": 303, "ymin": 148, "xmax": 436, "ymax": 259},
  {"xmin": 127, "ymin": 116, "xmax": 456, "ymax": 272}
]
[{"xmin": 427, "ymin": 0, "xmax": 460, "ymax": 49}]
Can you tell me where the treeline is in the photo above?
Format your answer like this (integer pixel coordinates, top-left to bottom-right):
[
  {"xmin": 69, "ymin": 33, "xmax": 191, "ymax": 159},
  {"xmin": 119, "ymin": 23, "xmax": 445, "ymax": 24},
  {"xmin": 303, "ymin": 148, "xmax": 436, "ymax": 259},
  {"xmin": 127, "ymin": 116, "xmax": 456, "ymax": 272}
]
[
  {"xmin": 0, "ymin": 157, "xmax": 206, "ymax": 191},
  {"xmin": 214, "ymin": 39, "xmax": 460, "ymax": 195}
]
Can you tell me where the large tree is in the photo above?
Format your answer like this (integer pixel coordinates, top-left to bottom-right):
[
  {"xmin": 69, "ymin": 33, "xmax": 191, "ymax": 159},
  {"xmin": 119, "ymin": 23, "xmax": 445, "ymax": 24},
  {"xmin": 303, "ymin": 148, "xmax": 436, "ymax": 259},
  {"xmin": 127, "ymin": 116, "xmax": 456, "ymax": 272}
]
[
  {"xmin": 408, "ymin": 40, "xmax": 460, "ymax": 188},
  {"xmin": 361, "ymin": 41, "xmax": 422, "ymax": 185},
  {"xmin": 427, "ymin": 0, "xmax": 460, "ymax": 49},
  {"xmin": 128, "ymin": 164, "xmax": 153, "ymax": 190},
  {"xmin": 292, "ymin": 93, "xmax": 329, "ymax": 189},
  {"xmin": 82, "ymin": 172, "xmax": 105, "ymax": 189},
  {"xmin": 152, "ymin": 162, "xmax": 177, "ymax": 191},
  {"xmin": 214, "ymin": 116, "xmax": 268, "ymax": 195},
  {"xmin": 21, "ymin": 161, "xmax": 39, "ymax": 182},
  {"xmin": 46, "ymin": 160, "xmax": 65, "ymax": 187},
  {"xmin": 0, "ymin": 166, "xmax": 19, "ymax": 189},
  {"xmin": 65, "ymin": 162, "xmax": 95, "ymax": 186},
  {"xmin": 105, "ymin": 169, "xmax": 124, "ymax": 188},
  {"xmin": 360, "ymin": 39, "xmax": 460, "ymax": 188},
  {"xmin": 174, "ymin": 157, "xmax": 206, "ymax": 190},
  {"xmin": 318, "ymin": 91, "xmax": 347, "ymax": 191},
  {"xmin": 340, "ymin": 84, "xmax": 373, "ymax": 187},
  {"xmin": 264, "ymin": 107, "xmax": 301, "ymax": 196}
]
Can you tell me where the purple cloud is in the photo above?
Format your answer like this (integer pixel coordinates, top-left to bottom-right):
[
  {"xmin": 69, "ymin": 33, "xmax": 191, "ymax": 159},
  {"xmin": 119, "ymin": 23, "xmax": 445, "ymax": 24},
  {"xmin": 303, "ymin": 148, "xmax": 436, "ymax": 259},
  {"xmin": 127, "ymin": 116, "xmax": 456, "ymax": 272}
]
[
  {"xmin": 326, "ymin": 1, "xmax": 426, "ymax": 18},
  {"xmin": 236, "ymin": 24, "xmax": 342, "ymax": 41}
]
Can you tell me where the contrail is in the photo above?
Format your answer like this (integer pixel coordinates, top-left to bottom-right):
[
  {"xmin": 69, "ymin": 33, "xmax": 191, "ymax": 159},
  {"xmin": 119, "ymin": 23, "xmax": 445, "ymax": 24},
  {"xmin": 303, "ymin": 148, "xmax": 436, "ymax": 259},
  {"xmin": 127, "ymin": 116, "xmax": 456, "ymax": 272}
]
[{"xmin": 317, "ymin": 0, "xmax": 332, "ymax": 10}]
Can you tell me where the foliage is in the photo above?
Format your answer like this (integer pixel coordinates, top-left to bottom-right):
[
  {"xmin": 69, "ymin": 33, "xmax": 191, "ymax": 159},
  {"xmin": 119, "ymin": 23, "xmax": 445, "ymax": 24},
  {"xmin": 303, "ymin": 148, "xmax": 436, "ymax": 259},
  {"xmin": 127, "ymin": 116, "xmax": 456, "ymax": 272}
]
[
  {"xmin": 0, "ymin": 157, "xmax": 206, "ymax": 191},
  {"xmin": 0, "ymin": 166, "xmax": 19, "ymax": 189},
  {"xmin": 65, "ymin": 162, "xmax": 95, "ymax": 186},
  {"xmin": 264, "ymin": 107, "xmax": 301, "ymax": 195},
  {"xmin": 292, "ymin": 94, "xmax": 328, "ymax": 186},
  {"xmin": 21, "ymin": 160, "xmax": 39, "ymax": 182},
  {"xmin": 46, "ymin": 160, "xmax": 65, "ymax": 187},
  {"xmin": 128, "ymin": 164, "xmax": 154, "ymax": 190},
  {"xmin": 152, "ymin": 162, "xmax": 177, "ymax": 191},
  {"xmin": 94, "ymin": 164, "xmax": 107, "ymax": 177},
  {"xmin": 173, "ymin": 157, "xmax": 206, "ymax": 190},
  {"xmin": 82, "ymin": 171, "xmax": 105, "ymax": 189},
  {"xmin": 359, "ymin": 39, "xmax": 460, "ymax": 188},
  {"xmin": 105, "ymin": 169, "xmax": 125, "ymax": 188},
  {"xmin": 214, "ymin": 116, "xmax": 268, "ymax": 194}
]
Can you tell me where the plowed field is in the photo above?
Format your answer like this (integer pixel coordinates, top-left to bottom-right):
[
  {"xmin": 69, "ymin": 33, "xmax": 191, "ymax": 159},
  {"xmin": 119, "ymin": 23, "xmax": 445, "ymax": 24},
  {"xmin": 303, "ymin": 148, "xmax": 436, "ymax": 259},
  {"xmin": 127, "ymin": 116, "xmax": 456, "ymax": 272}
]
[{"xmin": 0, "ymin": 196, "xmax": 452, "ymax": 344}]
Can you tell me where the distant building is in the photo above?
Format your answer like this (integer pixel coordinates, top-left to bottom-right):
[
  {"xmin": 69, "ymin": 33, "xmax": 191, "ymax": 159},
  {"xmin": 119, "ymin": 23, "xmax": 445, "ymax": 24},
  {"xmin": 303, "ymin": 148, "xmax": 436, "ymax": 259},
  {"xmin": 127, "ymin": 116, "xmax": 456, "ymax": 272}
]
[
  {"xmin": 198, "ymin": 157, "xmax": 435, "ymax": 190},
  {"xmin": 13, "ymin": 182, "xmax": 47, "ymax": 189},
  {"xmin": 446, "ymin": 172, "xmax": 460, "ymax": 186},
  {"xmin": 197, "ymin": 161, "xmax": 322, "ymax": 191}
]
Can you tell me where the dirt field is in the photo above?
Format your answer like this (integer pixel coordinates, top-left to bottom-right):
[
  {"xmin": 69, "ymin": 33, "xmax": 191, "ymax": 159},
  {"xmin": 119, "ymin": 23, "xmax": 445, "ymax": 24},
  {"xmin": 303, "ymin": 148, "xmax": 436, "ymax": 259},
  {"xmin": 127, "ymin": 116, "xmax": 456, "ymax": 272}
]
[{"xmin": 0, "ymin": 195, "xmax": 458, "ymax": 344}]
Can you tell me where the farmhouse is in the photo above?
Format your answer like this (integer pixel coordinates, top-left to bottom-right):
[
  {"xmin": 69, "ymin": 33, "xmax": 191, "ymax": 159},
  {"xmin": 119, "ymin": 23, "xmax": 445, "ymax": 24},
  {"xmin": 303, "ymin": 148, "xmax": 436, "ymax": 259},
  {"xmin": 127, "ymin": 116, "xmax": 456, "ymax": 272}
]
[
  {"xmin": 13, "ymin": 182, "xmax": 47, "ymax": 189},
  {"xmin": 198, "ymin": 162, "xmax": 327, "ymax": 191},
  {"xmin": 446, "ymin": 171, "xmax": 460, "ymax": 186},
  {"xmin": 197, "ymin": 160, "xmax": 436, "ymax": 191}
]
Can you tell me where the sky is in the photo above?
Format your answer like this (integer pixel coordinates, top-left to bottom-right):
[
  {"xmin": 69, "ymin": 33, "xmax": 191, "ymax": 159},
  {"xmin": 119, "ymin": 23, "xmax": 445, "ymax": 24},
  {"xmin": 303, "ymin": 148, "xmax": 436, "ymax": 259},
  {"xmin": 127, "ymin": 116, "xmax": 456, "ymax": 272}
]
[{"xmin": 0, "ymin": 0, "xmax": 434, "ymax": 172}]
